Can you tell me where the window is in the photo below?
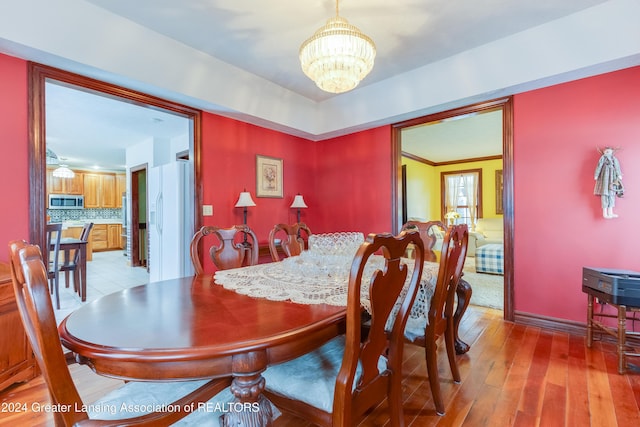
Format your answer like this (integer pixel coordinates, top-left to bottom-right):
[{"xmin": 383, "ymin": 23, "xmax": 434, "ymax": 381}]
[{"xmin": 441, "ymin": 169, "xmax": 482, "ymax": 228}]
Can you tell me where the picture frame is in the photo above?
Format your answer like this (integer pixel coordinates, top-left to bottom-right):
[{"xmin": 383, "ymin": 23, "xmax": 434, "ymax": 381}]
[
  {"xmin": 256, "ymin": 155, "xmax": 283, "ymax": 198},
  {"xmin": 495, "ymin": 169, "xmax": 504, "ymax": 214}
]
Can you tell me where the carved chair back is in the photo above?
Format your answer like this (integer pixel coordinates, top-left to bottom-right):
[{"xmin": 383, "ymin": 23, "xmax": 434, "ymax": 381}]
[
  {"xmin": 8, "ymin": 240, "xmax": 232, "ymax": 426},
  {"xmin": 9, "ymin": 240, "xmax": 90, "ymax": 425},
  {"xmin": 268, "ymin": 222, "xmax": 312, "ymax": 262},
  {"xmin": 334, "ymin": 230, "xmax": 425, "ymax": 425},
  {"xmin": 190, "ymin": 225, "xmax": 258, "ymax": 273},
  {"xmin": 400, "ymin": 220, "xmax": 446, "ymax": 262},
  {"xmin": 412, "ymin": 223, "xmax": 468, "ymax": 415}
]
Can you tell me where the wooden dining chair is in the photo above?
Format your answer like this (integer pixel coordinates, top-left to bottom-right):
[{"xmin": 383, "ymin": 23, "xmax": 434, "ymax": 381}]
[
  {"xmin": 268, "ymin": 222, "xmax": 312, "ymax": 262},
  {"xmin": 404, "ymin": 223, "xmax": 468, "ymax": 415},
  {"xmin": 46, "ymin": 222, "xmax": 62, "ymax": 310},
  {"xmin": 263, "ymin": 230, "xmax": 425, "ymax": 427},
  {"xmin": 401, "ymin": 220, "xmax": 446, "ymax": 262},
  {"xmin": 7, "ymin": 240, "xmax": 233, "ymax": 427},
  {"xmin": 59, "ymin": 222, "xmax": 93, "ymax": 298},
  {"xmin": 190, "ymin": 224, "xmax": 258, "ymax": 274}
]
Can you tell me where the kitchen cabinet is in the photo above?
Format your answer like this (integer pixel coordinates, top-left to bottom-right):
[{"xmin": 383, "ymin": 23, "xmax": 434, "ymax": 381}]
[
  {"xmin": 0, "ymin": 263, "xmax": 38, "ymax": 391},
  {"xmin": 91, "ymin": 223, "xmax": 122, "ymax": 252},
  {"xmin": 83, "ymin": 173, "xmax": 117, "ymax": 208},
  {"xmin": 46, "ymin": 168, "xmax": 83, "ymax": 195},
  {"xmin": 91, "ymin": 224, "xmax": 108, "ymax": 251}
]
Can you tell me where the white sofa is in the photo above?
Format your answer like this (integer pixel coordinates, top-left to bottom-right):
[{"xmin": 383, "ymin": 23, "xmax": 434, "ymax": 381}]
[
  {"xmin": 429, "ymin": 217, "xmax": 503, "ymax": 257},
  {"xmin": 473, "ymin": 218, "xmax": 503, "ymax": 243}
]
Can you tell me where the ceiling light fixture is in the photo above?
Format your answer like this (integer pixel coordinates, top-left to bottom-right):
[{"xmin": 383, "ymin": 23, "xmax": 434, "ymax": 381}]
[
  {"xmin": 53, "ymin": 157, "xmax": 75, "ymax": 179},
  {"xmin": 46, "ymin": 148, "xmax": 59, "ymax": 165},
  {"xmin": 299, "ymin": 0, "xmax": 376, "ymax": 94}
]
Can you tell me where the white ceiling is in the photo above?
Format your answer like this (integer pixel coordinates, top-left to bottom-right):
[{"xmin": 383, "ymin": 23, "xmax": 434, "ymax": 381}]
[
  {"xmin": 81, "ymin": 0, "xmax": 609, "ymax": 102},
  {"xmin": 45, "ymin": 82, "xmax": 190, "ymax": 171},
  {"xmin": 401, "ymin": 110, "xmax": 503, "ymax": 163},
  {"xmin": 2, "ymin": 0, "xmax": 639, "ymax": 168}
]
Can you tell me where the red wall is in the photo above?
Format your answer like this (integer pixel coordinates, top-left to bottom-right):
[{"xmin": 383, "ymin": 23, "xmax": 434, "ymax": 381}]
[
  {"xmin": 3, "ymin": 50, "xmax": 640, "ymax": 325},
  {"xmin": 313, "ymin": 126, "xmax": 394, "ymax": 236},
  {"xmin": 198, "ymin": 114, "xmax": 317, "ymax": 271},
  {"xmin": 513, "ymin": 66, "xmax": 640, "ymax": 322},
  {"xmin": 0, "ymin": 54, "xmax": 29, "ymax": 261}
]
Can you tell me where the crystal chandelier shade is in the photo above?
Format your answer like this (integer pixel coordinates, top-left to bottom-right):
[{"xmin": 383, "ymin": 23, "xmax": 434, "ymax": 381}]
[{"xmin": 299, "ymin": 2, "xmax": 376, "ymax": 94}]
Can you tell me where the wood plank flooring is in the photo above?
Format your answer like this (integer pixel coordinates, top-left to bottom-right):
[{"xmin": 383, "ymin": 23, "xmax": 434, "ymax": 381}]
[{"xmin": 1, "ymin": 305, "xmax": 639, "ymax": 426}]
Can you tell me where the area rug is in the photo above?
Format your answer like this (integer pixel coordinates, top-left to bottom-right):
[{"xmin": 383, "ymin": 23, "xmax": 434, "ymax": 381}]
[{"xmin": 462, "ymin": 257, "xmax": 504, "ymax": 310}]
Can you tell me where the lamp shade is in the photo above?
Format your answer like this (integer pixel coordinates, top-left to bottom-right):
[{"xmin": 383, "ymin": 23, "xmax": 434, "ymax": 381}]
[
  {"xmin": 52, "ymin": 165, "xmax": 75, "ymax": 179},
  {"xmin": 290, "ymin": 194, "xmax": 308, "ymax": 209},
  {"xmin": 235, "ymin": 191, "xmax": 256, "ymax": 208}
]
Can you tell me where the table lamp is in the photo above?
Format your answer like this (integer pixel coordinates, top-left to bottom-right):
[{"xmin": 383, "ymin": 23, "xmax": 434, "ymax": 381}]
[
  {"xmin": 235, "ymin": 190, "xmax": 256, "ymax": 226},
  {"xmin": 290, "ymin": 194, "xmax": 308, "ymax": 223},
  {"xmin": 444, "ymin": 211, "xmax": 460, "ymax": 226}
]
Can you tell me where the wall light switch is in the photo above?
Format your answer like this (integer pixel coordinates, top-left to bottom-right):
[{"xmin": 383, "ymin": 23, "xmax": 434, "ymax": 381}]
[{"xmin": 203, "ymin": 205, "xmax": 213, "ymax": 216}]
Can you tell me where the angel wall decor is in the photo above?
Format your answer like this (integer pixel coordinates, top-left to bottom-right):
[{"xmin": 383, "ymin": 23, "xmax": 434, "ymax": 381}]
[{"xmin": 594, "ymin": 146, "xmax": 623, "ymax": 218}]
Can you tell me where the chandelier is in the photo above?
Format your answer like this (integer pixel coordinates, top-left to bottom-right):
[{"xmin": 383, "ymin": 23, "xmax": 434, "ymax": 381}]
[{"xmin": 299, "ymin": 0, "xmax": 376, "ymax": 94}]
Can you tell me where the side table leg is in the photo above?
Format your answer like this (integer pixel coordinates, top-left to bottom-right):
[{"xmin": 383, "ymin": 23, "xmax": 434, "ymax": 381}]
[
  {"xmin": 586, "ymin": 294, "xmax": 594, "ymax": 347},
  {"xmin": 618, "ymin": 305, "xmax": 627, "ymax": 374},
  {"xmin": 454, "ymin": 279, "xmax": 472, "ymax": 354}
]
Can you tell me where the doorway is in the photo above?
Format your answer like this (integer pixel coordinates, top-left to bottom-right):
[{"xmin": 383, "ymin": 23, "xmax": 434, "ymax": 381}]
[
  {"xmin": 392, "ymin": 97, "xmax": 514, "ymax": 320},
  {"xmin": 28, "ymin": 63, "xmax": 202, "ymax": 283}
]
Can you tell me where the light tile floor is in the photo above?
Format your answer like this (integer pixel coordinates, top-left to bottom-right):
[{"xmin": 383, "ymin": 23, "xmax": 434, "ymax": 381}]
[{"xmin": 53, "ymin": 250, "xmax": 149, "ymax": 325}]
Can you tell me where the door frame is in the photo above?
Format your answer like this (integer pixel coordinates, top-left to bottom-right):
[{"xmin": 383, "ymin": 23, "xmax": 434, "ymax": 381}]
[
  {"xmin": 28, "ymin": 63, "xmax": 203, "ymax": 262},
  {"xmin": 391, "ymin": 97, "xmax": 514, "ymax": 321},
  {"xmin": 130, "ymin": 164, "xmax": 148, "ymax": 268}
]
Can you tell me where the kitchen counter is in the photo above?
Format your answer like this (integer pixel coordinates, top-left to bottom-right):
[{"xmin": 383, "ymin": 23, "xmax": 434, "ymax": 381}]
[
  {"xmin": 62, "ymin": 219, "xmax": 123, "ymax": 228},
  {"xmin": 58, "ymin": 221, "xmax": 125, "ymax": 260}
]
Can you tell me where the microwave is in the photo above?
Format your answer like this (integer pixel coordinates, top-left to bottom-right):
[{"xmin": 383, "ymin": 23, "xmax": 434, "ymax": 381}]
[{"xmin": 48, "ymin": 194, "xmax": 84, "ymax": 209}]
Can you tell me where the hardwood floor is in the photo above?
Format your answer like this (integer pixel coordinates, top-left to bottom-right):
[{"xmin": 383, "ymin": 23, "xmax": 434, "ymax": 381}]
[{"xmin": 1, "ymin": 305, "xmax": 639, "ymax": 426}]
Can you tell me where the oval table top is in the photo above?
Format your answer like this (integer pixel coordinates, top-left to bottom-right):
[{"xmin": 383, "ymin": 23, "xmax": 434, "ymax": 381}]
[{"xmin": 58, "ymin": 275, "xmax": 347, "ymax": 381}]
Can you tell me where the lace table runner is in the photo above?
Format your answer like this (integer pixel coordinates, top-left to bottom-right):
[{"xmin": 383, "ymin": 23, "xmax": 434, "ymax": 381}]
[{"xmin": 214, "ymin": 251, "xmax": 438, "ymax": 321}]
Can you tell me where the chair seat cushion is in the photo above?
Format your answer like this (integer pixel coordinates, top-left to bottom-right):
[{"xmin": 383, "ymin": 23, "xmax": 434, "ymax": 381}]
[
  {"xmin": 89, "ymin": 381, "xmax": 233, "ymax": 426},
  {"xmin": 262, "ymin": 335, "xmax": 387, "ymax": 413},
  {"xmin": 403, "ymin": 317, "xmax": 429, "ymax": 342}
]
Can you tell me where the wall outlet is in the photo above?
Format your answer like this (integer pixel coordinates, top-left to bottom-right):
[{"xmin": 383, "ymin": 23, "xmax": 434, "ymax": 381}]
[{"xmin": 202, "ymin": 205, "xmax": 213, "ymax": 216}]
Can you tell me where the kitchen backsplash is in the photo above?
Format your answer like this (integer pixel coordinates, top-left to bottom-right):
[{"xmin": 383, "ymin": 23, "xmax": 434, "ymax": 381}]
[{"xmin": 47, "ymin": 208, "xmax": 123, "ymax": 223}]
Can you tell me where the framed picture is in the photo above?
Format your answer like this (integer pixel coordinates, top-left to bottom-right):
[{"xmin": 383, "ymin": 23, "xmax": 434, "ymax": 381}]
[
  {"xmin": 495, "ymin": 169, "xmax": 503, "ymax": 214},
  {"xmin": 256, "ymin": 155, "xmax": 283, "ymax": 198}
]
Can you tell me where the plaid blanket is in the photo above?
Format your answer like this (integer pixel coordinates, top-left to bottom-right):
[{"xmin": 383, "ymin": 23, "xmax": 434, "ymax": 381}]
[{"xmin": 475, "ymin": 244, "xmax": 504, "ymax": 275}]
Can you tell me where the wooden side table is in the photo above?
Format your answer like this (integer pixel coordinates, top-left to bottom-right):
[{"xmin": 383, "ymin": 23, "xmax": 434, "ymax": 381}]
[
  {"xmin": 0, "ymin": 262, "xmax": 38, "ymax": 391},
  {"xmin": 585, "ymin": 290, "xmax": 640, "ymax": 374}
]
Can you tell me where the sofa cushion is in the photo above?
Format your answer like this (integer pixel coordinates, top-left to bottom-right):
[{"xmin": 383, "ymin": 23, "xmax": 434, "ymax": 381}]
[{"xmin": 475, "ymin": 218, "xmax": 503, "ymax": 241}]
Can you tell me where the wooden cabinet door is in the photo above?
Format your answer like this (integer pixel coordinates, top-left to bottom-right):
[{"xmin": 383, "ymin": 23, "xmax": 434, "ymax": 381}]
[
  {"xmin": 83, "ymin": 174, "xmax": 100, "ymax": 208},
  {"xmin": 66, "ymin": 172, "xmax": 84, "ymax": 195},
  {"xmin": 107, "ymin": 224, "xmax": 122, "ymax": 249},
  {"xmin": 46, "ymin": 168, "xmax": 64, "ymax": 194},
  {"xmin": 116, "ymin": 174, "xmax": 126, "ymax": 208},
  {"xmin": 101, "ymin": 175, "xmax": 117, "ymax": 208}
]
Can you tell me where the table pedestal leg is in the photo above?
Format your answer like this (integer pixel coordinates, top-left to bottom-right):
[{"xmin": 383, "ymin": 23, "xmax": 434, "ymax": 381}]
[
  {"xmin": 221, "ymin": 352, "xmax": 274, "ymax": 427},
  {"xmin": 454, "ymin": 279, "xmax": 472, "ymax": 354}
]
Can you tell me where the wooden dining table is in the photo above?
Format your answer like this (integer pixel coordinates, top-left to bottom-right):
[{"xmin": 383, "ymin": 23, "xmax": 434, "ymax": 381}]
[{"xmin": 58, "ymin": 274, "xmax": 347, "ymax": 426}]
